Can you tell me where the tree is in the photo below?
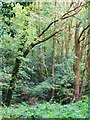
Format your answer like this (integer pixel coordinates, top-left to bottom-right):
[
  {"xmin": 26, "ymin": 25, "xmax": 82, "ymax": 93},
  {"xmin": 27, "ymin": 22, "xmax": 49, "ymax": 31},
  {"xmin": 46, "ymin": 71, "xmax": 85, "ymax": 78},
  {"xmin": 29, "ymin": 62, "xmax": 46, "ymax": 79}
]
[
  {"xmin": 1, "ymin": 1, "xmax": 88, "ymax": 106},
  {"xmin": 74, "ymin": 20, "xmax": 81, "ymax": 102},
  {"xmin": 50, "ymin": 0, "xmax": 56, "ymax": 102},
  {"xmin": 74, "ymin": 21, "xmax": 90, "ymax": 102}
]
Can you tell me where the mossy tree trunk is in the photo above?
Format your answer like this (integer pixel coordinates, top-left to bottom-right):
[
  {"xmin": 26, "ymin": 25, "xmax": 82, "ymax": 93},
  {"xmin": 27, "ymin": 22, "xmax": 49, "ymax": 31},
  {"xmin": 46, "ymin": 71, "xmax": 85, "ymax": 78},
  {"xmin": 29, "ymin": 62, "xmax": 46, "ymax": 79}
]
[{"xmin": 5, "ymin": 58, "xmax": 21, "ymax": 106}]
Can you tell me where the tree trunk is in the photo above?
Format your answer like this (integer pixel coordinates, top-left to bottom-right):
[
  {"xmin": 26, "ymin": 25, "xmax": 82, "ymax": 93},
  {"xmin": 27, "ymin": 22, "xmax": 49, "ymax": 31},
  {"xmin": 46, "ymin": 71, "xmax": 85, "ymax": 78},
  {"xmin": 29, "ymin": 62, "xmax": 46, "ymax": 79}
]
[
  {"xmin": 51, "ymin": 39, "xmax": 55, "ymax": 101},
  {"xmin": 5, "ymin": 58, "xmax": 21, "ymax": 106},
  {"xmin": 51, "ymin": 0, "xmax": 57, "ymax": 102},
  {"xmin": 4, "ymin": 20, "xmax": 65, "ymax": 106},
  {"xmin": 74, "ymin": 21, "xmax": 80, "ymax": 102},
  {"xmin": 79, "ymin": 25, "xmax": 86, "ymax": 97},
  {"xmin": 87, "ymin": 30, "xmax": 90, "ymax": 96},
  {"xmin": 43, "ymin": 46, "xmax": 48, "ymax": 77},
  {"xmin": 87, "ymin": 9, "xmax": 90, "ymax": 95},
  {"xmin": 36, "ymin": 2, "xmax": 42, "ymax": 82}
]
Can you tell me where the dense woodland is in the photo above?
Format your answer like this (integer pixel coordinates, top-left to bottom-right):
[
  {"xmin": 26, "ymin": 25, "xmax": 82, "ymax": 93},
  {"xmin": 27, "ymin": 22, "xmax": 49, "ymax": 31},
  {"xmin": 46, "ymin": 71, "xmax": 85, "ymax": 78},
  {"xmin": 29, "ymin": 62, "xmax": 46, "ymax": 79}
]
[{"xmin": 0, "ymin": 0, "xmax": 90, "ymax": 119}]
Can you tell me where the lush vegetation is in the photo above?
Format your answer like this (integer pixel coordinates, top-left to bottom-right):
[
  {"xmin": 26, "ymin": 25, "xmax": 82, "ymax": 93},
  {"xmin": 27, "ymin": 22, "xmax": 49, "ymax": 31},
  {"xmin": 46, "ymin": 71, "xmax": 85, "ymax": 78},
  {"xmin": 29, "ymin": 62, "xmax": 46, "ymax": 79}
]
[
  {"xmin": 0, "ymin": 0, "xmax": 90, "ymax": 119},
  {"xmin": 1, "ymin": 99, "xmax": 88, "ymax": 119}
]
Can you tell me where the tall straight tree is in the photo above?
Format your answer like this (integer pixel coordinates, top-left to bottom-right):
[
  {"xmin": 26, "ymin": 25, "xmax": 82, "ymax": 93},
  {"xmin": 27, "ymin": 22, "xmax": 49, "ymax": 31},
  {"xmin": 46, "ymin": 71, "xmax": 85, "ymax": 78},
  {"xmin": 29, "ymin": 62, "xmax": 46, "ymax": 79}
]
[
  {"xmin": 74, "ymin": 20, "xmax": 81, "ymax": 102},
  {"xmin": 87, "ymin": 29, "xmax": 90, "ymax": 97},
  {"xmin": 74, "ymin": 0, "xmax": 81, "ymax": 102},
  {"xmin": 35, "ymin": 1, "xmax": 42, "ymax": 82},
  {"xmin": 51, "ymin": 0, "xmax": 57, "ymax": 102},
  {"xmin": 87, "ymin": 7, "xmax": 90, "ymax": 97},
  {"xmin": 64, "ymin": 2, "xmax": 73, "ymax": 58}
]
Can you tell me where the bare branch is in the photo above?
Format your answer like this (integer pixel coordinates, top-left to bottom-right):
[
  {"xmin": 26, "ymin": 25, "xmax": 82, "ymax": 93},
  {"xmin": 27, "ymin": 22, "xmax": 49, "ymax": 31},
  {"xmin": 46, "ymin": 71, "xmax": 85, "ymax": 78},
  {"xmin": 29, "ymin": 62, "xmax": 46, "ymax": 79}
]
[
  {"xmin": 33, "ymin": 28, "xmax": 62, "ymax": 46},
  {"xmin": 78, "ymin": 25, "xmax": 90, "ymax": 41},
  {"xmin": 79, "ymin": 33, "xmax": 90, "ymax": 42},
  {"xmin": 61, "ymin": 2, "xmax": 83, "ymax": 18},
  {"xmin": 61, "ymin": 8, "xmax": 82, "ymax": 19},
  {"xmin": 38, "ymin": 19, "xmax": 59, "ymax": 37},
  {"xmin": 23, "ymin": 23, "xmax": 66, "ymax": 58},
  {"xmin": 37, "ymin": 2, "xmax": 86, "ymax": 38},
  {"xmin": 83, "ymin": 42, "xmax": 90, "ymax": 48},
  {"xmin": 23, "ymin": 2, "xmax": 88, "ymax": 58}
]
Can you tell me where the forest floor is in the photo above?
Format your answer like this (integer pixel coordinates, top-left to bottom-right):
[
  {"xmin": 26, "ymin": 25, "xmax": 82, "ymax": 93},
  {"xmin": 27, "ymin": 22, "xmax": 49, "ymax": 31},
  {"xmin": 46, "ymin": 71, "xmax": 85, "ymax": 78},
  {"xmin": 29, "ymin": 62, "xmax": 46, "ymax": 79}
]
[{"xmin": 1, "ymin": 99, "xmax": 89, "ymax": 119}]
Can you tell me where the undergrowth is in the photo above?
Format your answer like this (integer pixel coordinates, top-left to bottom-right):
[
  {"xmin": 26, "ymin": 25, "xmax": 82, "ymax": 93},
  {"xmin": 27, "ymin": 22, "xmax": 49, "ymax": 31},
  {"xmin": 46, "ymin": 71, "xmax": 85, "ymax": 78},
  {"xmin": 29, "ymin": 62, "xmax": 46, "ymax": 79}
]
[{"xmin": 1, "ymin": 99, "xmax": 89, "ymax": 119}]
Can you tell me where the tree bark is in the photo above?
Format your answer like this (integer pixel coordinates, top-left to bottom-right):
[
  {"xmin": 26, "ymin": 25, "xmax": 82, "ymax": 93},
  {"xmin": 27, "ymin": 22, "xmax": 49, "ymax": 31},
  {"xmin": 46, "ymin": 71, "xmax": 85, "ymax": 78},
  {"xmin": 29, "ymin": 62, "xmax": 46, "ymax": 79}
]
[
  {"xmin": 50, "ymin": 0, "xmax": 57, "ymax": 102},
  {"xmin": 35, "ymin": 2, "xmax": 42, "ymax": 82},
  {"xmin": 79, "ymin": 25, "xmax": 86, "ymax": 97},
  {"xmin": 87, "ymin": 29, "xmax": 90, "ymax": 96},
  {"xmin": 87, "ymin": 8, "xmax": 90, "ymax": 96},
  {"xmin": 5, "ymin": 58, "xmax": 21, "ymax": 106},
  {"xmin": 51, "ymin": 39, "xmax": 55, "ymax": 101},
  {"xmin": 43, "ymin": 46, "xmax": 48, "ymax": 77},
  {"xmin": 74, "ymin": 21, "xmax": 80, "ymax": 102}
]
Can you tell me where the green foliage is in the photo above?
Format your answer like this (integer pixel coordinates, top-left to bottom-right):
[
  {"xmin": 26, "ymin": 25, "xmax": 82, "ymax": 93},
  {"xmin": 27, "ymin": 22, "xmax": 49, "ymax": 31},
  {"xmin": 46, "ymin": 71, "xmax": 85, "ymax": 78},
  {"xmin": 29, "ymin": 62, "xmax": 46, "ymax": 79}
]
[
  {"xmin": 1, "ymin": 1, "xmax": 89, "ymax": 106},
  {"xmin": 29, "ymin": 80, "xmax": 52, "ymax": 98},
  {"xmin": 85, "ymin": 2, "xmax": 90, "ymax": 9},
  {"xmin": 54, "ymin": 56, "xmax": 75, "ymax": 86},
  {"xmin": 0, "ymin": 2, "xmax": 16, "ymax": 37},
  {"xmin": 1, "ymin": 99, "xmax": 88, "ymax": 119},
  {"xmin": 46, "ymin": 56, "xmax": 75, "ymax": 103}
]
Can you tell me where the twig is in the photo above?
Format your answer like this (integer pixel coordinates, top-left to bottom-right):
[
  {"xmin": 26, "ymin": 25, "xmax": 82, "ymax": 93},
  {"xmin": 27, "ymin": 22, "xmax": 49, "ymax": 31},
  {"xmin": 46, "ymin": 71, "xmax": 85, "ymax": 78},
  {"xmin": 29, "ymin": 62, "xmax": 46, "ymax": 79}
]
[{"xmin": 79, "ymin": 33, "xmax": 90, "ymax": 42}]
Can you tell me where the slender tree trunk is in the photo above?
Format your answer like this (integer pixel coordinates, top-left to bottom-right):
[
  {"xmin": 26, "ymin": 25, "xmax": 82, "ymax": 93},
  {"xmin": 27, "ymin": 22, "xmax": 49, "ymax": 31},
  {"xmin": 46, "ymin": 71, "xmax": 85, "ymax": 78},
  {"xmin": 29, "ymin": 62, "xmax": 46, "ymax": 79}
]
[
  {"xmin": 43, "ymin": 46, "xmax": 48, "ymax": 77},
  {"xmin": 87, "ymin": 13, "xmax": 90, "ymax": 96},
  {"xmin": 65, "ymin": 24, "xmax": 72, "ymax": 58},
  {"xmin": 79, "ymin": 67, "xmax": 86, "ymax": 97},
  {"xmin": 65, "ymin": 19, "xmax": 72, "ymax": 103},
  {"xmin": 51, "ymin": 39, "xmax": 55, "ymax": 101},
  {"xmin": 35, "ymin": 1, "xmax": 42, "ymax": 82},
  {"xmin": 65, "ymin": 25, "xmax": 68, "ymax": 57},
  {"xmin": 65, "ymin": 1, "xmax": 73, "ymax": 58},
  {"xmin": 74, "ymin": 21, "xmax": 80, "ymax": 102},
  {"xmin": 87, "ymin": 6, "xmax": 90, "ymax": 80},
  {"xmin": 51, "ymin": 0, "xmax": 57, "ymax": 101},
  {"xmin": 31, "ymin": 50, "xmax": 34, "ymax": 81},
  {"xmin": 38, "ymin": 47, "xmax": 43, "ymax": 82},
  {"xmin": 79, "ymin": 25, "xmax": 86, "ymax": 97},
  {"xmin": 73, "ymin": 4, "xmax": 80, "ymax": 102}
]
